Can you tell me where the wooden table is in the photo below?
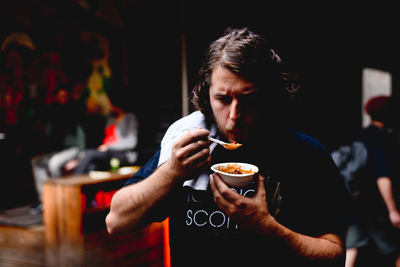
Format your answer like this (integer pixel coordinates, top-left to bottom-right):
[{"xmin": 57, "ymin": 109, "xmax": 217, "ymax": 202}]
[{"xmin": 42, "ymin": 169, "xmax": 169, "ymax": 267}]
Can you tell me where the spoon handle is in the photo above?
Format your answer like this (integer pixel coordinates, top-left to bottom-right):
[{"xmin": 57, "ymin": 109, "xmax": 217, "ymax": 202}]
[{"xmin": 208, "ymin": 136, "xmax": 226, "ymax": 146}]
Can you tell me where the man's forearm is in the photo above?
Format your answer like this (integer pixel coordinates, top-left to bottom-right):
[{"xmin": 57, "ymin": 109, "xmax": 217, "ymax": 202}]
[
  {"xmin": 106, "ymin": 162, "xmax": 178, "ymax": 234},
  {"xmin": 377, "ymin": 176, "xmax": 398, "ymax": 213},
  {"xmin": 260, "ymin": 216, "xmax": 345, "ymax": 265}
]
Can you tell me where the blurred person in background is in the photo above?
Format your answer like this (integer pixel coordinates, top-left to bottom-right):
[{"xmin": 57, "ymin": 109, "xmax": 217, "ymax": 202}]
[
  {"xmin": 344, "ymin": 95, "xmax": 400, "ymax": 267},
  {"xmin": 72, "ymin": 93, "xmax": 139, "ymax": 174},
  {"xmin": 30, "ymin": 83, "xmax": 87, "ymax": 202},
  {"xmin": 31, "ymin": 84, "xmax": 140, "ymax": 203},
  {"xmin": 106, "ymin": 27, "xmax": 353, "ymax": 267}
]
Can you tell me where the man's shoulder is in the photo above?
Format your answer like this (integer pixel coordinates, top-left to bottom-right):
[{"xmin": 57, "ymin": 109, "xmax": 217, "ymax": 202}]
[
  {"xmin": 158, "ymin": 111, "xmax": 208, "ymax": 166},
  {"xmin": 168, "ymin": 111, "xmax": 205, "ymax": 128},
  {"xmin": 287, "ymin": 129, "xmax": 327, "ymax": 151},
  {"xmin": 162, "ymin": 111, "xmax": 206, "ymax": 140}
]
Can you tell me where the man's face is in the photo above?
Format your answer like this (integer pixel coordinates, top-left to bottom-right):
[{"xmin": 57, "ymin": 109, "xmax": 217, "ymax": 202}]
[{"xmin": 209, "ymin": 66, "xmax": 260, "ymax": 143}]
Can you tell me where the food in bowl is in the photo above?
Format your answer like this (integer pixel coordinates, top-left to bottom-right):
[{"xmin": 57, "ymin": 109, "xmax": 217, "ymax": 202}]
[
  {"xmin": 215, "ymin": 163, "xmax": 256, "ymax": 174},
  {"xmin": 211, "ymin": 162, "xmax": 259, "ymax": 188}
]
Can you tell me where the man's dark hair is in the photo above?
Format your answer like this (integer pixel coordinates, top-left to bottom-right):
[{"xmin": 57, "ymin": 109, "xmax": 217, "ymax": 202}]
[{"xmin": 191, "ymin": 27, "xmax": 296, "ymax": 122}]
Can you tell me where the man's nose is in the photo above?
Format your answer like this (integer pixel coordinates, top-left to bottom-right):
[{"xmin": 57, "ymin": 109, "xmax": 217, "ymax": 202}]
[{"xmin": 229, "ymin": 99, "xmax": 241, "ymax": 120}]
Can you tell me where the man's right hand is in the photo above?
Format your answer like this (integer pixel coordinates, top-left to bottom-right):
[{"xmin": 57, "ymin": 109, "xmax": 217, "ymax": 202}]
[{"xmin": 166, "ymin": 128, "xmax": 211, "ymax": 181}]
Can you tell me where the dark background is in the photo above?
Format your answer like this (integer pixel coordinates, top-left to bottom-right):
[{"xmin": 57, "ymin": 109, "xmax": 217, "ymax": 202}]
[{"xmin": 0, "ymin": 0, "xmax": 399, "ymax": 207}]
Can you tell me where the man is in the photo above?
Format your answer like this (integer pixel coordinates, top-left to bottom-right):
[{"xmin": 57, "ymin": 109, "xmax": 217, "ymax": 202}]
[
  {"xmin": 106, "ymin": 27, "xmax": 352, "ymax": 266},
  {"xmin": 344, "ymin": 95, "xmax": 400, "ymax": 267}
]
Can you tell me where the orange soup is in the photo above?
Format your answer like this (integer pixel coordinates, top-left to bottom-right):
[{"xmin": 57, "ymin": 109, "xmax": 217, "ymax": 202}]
[{"xmin": 217, "ymin": 163, "xmax": 255, "ymax": 175}]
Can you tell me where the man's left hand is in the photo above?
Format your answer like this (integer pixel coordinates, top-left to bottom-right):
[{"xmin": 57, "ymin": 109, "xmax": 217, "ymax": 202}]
[{"xmin": 210, "ymin": 173, "xmax": 273, "ymax": 233}]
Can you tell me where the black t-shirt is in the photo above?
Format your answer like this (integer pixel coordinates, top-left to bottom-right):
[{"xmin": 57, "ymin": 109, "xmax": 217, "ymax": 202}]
[{"xmin": 125, "ymin": 129, "xmax": 353, "ymax": 266}]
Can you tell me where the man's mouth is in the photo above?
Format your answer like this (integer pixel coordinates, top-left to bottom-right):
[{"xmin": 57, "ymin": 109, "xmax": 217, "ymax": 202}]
[{"xmin": 228, "ymin": 129, "xmax": 247, "ymax": 140}]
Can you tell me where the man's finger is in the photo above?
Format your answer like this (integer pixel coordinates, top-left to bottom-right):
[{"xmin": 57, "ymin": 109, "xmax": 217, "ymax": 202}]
[
  {"xmin": 176, "ymin": 128, "xmax": 210, "ymax": 147},
  {"xmin": 210, "ymin": 173, "xmax": 242, "ymax": 203},
  {"xmin": 255, "ymin": 174, "xmax": 267, "ymax": 198}
]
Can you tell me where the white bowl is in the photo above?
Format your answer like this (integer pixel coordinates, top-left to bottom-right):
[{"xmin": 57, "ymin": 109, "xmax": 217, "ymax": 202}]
[{"xmin": 211, "ymin": 162, "xmax": 259, "ymax": 188}]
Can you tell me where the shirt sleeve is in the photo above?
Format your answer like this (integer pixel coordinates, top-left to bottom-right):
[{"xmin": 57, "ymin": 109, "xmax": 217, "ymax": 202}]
[
  {"xmin": 306, "ymin": 145, "xmax": 356, "ymax": 235},
  {"xmin": 124, "ymin": 148, "xmax": 160, "ymax": 186},
  {"xmin": 280, "ymin": 133, "xmax": 356, "ymax": 236}
]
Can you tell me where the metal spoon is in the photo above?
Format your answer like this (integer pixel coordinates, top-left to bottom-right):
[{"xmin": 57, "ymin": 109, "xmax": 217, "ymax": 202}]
[{"xmin": 208, "ymin": 136, "xmax": 242, "ymax": 150}]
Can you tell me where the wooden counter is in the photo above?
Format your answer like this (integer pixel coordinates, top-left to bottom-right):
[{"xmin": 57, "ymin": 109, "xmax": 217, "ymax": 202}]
[{"xmin": 43, "ymin": 169, "xmax": 169, "ymax": 267}]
